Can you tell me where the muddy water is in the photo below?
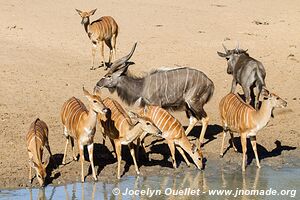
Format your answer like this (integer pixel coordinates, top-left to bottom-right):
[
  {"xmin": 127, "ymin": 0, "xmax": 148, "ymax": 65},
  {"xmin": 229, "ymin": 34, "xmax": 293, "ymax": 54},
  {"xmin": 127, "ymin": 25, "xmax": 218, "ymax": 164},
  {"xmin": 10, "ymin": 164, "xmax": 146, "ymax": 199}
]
[{"xmin": 0, "ymin": 166, "xmax": 298, "ymax": 200}]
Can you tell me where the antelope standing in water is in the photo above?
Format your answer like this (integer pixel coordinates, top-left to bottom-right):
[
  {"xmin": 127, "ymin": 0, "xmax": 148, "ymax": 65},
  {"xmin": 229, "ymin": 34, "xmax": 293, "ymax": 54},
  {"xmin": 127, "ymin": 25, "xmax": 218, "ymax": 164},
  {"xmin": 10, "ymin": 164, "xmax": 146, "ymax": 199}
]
[
  {"xmin": 138, "ymin": 105, "xmax": 203, "ymax": 169},
  {"xmin": 96, "ymin": 43, "xmax": 214, "ymax": 148},
  {"xmin": 219, "ymin": 88, "xmax": 287, "ymax": 171},
  {"xmin": 75, "ymin": 9, "xmax": 118, "ymax": 70},
  {"xmin": 217, "ymin": 44, "xmax": 266, "ymax": 109},
  {"xmin": 98, "ymin": 97, "xmax": 161, "ymax": 179},
  {"xmin": 61, "ymin": 87, "xmax": 108, "ymax": 182},
  {"xmin": 26, "ymin": 118, "xmax": 53, "ymax": 187}
]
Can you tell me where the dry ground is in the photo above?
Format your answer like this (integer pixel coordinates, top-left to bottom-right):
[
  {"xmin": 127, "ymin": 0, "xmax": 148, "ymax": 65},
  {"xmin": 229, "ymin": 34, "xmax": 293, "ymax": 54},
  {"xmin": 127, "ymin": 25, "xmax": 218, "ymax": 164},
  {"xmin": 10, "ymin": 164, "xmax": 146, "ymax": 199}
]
[{"xmin": 0, "ymin": 0, "xmax": 299, "ymax": 189}]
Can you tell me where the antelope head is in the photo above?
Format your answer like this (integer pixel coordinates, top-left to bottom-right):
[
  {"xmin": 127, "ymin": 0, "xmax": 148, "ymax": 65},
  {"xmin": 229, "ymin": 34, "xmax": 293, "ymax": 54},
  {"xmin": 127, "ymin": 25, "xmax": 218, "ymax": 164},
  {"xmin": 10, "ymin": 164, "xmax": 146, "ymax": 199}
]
[
  {"xmin": 128, "ymin": 111, "xmax": 162, "ymax": 136},
  {"xmin": 75, "ymin": 9, "xmax": 97, "ymax": 25},
  {"xmin": 96, "ymin": 43, "xmax": 137, "ymax": 89},
  {"xmin": 261, "ymin": 88, "xmax": 287, "ymax": 108},
  {"xmin": 191, "ymin": 141, "xmax": 204, "ymax": 170},
  {"xmin": 217, "ymin": 44, "xmax": 248, "ymax": 74},
  {"xmin": 83, "ymin": 87, "xmax": 108, "ymax": 115},
  {"xmin": 29, "ymin": 156, "xmax": 49, "ymax": 187}
]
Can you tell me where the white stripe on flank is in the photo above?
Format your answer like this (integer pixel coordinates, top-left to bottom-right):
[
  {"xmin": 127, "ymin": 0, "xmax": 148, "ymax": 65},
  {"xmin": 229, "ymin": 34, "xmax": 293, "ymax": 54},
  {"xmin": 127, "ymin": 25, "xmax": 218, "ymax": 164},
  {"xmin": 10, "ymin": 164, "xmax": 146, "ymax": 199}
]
[
  {"xmin": 184, "ymin": 69, "xmax": 189, "ymax": 92},
  {"xmin": 152, "ymin": 107, "xmax": 159, "ymax": 121},
  {"xmin": 156, "ymin": 112, "xmax": 167, "ymax": 128},
  {"xmin": 167, "ymin": 119, "xmax": 177, "ymax": 132},
  {"xmin": 164, "ymin": 72, "xmax": 169, "ymax": 102},
  {"xmin": 160, "ymin": 115, "xmax": 171, "ymax": 131},
  {"xmin": 153, "ymin": 107, "xmax": 161, "ymax": 122}
]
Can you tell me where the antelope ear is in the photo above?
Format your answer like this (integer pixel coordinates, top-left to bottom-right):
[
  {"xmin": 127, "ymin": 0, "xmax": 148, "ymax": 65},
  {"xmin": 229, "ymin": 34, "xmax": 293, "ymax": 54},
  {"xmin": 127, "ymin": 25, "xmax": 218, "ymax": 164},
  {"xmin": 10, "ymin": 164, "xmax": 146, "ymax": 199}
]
[
  {"xmin": 128, "ymin": 111, "xmax": 139, "ymax": 124},
  {"xmin": 261, "ymin": 87, "xmax": 270, "ymax": 98},
  {"xmin": 83, "ymin": 87, "xmax": 93, "ymax": 100},
  {"xmin": 75, "ymin": 9, "xmax": 83, "ymax": 16},
  {"xmin": 93, "ymin": 86, "xmax": 102, "ymax": 97},
  {"xmin": 29, "ymin": 160, "xmax": 38, "ymax": 168},
  {"xmin": 89, "ymin": 9, "xmax": 97, "ymax": 16},
  {"xmin": 191, "ymin": 144, "xmax": 198, "ymax": 153},
  {"xmin": 217, "ymin": 52, "xmax": 227, "ymax": 57}
]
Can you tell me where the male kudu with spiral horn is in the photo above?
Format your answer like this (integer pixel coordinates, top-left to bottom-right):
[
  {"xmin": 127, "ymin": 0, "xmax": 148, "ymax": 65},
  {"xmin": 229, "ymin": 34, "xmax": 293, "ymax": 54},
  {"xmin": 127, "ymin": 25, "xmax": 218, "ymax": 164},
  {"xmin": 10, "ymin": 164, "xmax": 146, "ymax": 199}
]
[{"xmin": 96, "ymin": 43, "xmax": 214, "ymax": 148}]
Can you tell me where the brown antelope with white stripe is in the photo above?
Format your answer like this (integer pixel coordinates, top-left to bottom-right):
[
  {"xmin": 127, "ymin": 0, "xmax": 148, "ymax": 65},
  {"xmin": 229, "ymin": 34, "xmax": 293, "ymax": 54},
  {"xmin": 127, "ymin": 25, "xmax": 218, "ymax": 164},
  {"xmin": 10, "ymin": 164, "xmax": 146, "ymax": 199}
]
[
  {"xmin": 26, "ymin": 118, "xmax": 53, "ymax": 187},
  {"xmin": 219, "ymin": 88, "xmax": 287, "ymax": 171},
  {"xmin": 98, "ymin": 97, "xmax": 161, "ymax": 179},
  {"xmin": 75, "ymin": 9, "xmax": 118, "ymax": 70},
  {"xmin": 61, "ymin": 87, "xmax": 108, "ymax": 182},
  {"xmin": 138, "ymin": 105, "xmax": 203, "ymax": 169}
]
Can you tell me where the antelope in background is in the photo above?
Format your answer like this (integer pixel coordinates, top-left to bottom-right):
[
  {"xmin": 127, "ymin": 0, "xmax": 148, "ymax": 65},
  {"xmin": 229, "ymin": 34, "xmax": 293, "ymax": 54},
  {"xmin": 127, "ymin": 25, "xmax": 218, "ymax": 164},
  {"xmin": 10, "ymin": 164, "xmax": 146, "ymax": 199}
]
[
  {"xmin": 26, "ymin": 118, "xmax": 53, "ymax": 187},
  {"xmin": 96, "ymin": 43, "xmax": 215, "ymax": 148},
  {"xmin": 217, "ymin": 44, "xmax": 266, "ymax": 109},
  {"xmin": 75, "ymin": 9, "xmax": 118, "ymax": 70},
  {"xmin": 219, "ymin": 88, "xmax": 287, "ymax": 171},
  {"xmin": 98, "ymin": 97, "xmax": 161, "ymax": 179},
  {"xmin": 61, "ymin": 87, "xmax": 108, "ymax": 182},
  {"xmin": 138, "ymin": 105, "xmax": 203, "ymax": 169}
]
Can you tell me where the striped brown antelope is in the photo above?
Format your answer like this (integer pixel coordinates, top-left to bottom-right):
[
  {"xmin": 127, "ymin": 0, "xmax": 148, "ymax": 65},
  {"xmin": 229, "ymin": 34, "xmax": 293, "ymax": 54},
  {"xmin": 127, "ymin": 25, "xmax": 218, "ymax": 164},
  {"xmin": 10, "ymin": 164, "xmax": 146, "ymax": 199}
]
[
  {"xmin": 219, "ymin": 88, "xmax": 287, "ymax": 171},
  {"xmin": 138, "ymin": 105, "xmax": 203, "ymax": 169},
  {"xmin": 75, "ymin": 9, "xmax": 118, "ymax": 70},
  {"xmin": 26, "ymin": 118, "xmax": 53, "ymax": 187},
  {"xmin": 98, "ymin": 97, "xmax": 161, "ymax": 179},
  {"xmin": 61, "ymin": 87, "xmax": 108, "ymax": 182}
]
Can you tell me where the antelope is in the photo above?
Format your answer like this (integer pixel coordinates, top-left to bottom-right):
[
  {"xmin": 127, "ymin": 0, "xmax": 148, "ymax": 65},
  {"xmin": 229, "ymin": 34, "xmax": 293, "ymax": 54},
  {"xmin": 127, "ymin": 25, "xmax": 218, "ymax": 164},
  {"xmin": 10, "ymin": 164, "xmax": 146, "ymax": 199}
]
[
  {"xmin": 98, "ymin": 97, "xmax": 161, "ymax": 179},
  {"xmin": 219, "ymin": 88, "xmax": 287, "ymax": 171},
  {"xmin": 138, "ymin": 105, "xmax": 203, "ymax": 169},
  {"xmin": 61, "ymin": 87, "xmax": 108, "ymax": 182},
  {"xmin": 75, "ymin": 9, "xmax": 118, "ymax": 70},
  {"xmin": 217, "ymin": 44, "xmax": 266, "ymax": 109},
  {"xmin": 26, "ymin": 118, "xmax": 53, "ymax": 187},
  {"xmin": 96, "ymin": 43, "xmax": 214, "ymax": 148}
]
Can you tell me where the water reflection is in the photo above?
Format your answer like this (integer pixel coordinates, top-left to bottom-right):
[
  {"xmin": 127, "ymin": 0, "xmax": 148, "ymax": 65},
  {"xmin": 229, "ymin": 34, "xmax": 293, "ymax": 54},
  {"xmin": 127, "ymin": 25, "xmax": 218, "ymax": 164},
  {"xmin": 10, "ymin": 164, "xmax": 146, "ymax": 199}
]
[{"xmin": 1, "ymin": 166, "xmax": 299, "ymax": 200}]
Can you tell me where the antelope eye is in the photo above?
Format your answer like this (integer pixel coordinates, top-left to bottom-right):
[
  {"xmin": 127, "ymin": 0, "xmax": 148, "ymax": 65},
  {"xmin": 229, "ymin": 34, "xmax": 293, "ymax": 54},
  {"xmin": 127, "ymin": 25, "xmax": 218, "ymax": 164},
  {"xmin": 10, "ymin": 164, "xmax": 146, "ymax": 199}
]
[
  {"xmin": 38, "ymin": 175, "xmax": 41, "ymax": 178},
  {"xmin": 146, "ymin": 122, "xmax": 151, "ymax": 125},
  {"xmin": 226, "ymin": 57, "xmax": 229, "ymax": 60},
  {"xmin": 107, "ymin": 75, "xmax": 112, "ymax": 78},
  {"xmin": 276, "ymin": 97, "xmax": 279, "ymax": 100},
  {"xmin": 93, "ymin": 100, "xmax": 97, "ymax": 103}
]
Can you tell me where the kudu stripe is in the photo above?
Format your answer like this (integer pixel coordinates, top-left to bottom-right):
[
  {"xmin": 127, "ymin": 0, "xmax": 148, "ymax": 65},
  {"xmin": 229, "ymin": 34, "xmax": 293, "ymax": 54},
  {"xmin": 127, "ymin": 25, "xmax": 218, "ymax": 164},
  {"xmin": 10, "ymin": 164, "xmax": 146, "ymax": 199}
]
[
  {"xmin": 61, "ymin": 97, "xmax": 88, "ymax": 138},
  {"xmin": 219, "ymin": 93, "xmax": 255, "ymax": 132}
]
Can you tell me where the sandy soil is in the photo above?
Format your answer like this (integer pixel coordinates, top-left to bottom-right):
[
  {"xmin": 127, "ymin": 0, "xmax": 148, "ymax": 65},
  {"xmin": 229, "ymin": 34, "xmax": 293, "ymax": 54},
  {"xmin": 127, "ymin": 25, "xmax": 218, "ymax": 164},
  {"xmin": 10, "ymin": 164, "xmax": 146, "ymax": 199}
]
[{"xmin": 0, "ymin": 0, "xmax": 299, "ymax": 189}]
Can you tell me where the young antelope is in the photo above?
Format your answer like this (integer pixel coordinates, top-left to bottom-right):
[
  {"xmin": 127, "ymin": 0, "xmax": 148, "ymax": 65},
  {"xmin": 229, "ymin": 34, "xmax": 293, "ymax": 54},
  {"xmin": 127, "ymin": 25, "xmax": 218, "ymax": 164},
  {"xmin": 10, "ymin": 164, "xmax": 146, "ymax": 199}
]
[
  {"xmin": 138, "ymin": 105, "xmax": 203, "ymax": 169},
  {"xmin": 26, "ymin": 118, "xmax": 53, "ymax": 187},
  {"xmin": 98, "ymin": 97, "xmax": 161, "ymax": 179}
]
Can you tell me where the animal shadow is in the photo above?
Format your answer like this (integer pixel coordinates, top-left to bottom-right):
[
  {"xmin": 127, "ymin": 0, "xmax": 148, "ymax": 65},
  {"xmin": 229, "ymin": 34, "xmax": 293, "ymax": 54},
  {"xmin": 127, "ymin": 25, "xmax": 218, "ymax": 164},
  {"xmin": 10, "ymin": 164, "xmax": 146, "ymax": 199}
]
[
  {"xmin": 184, "ymin": 124, "xmax": 223, "ymax": 146},
  {"xmin": 83, "ymin": 143, "xmax": 116, "ymax": 177},
  {"xmin": 226, "ymin": 137, "xmax": 296, "ymax": 165},
  {"xmin": 45, "ymin": 153, "xmax": 63, "ymax": 185}
]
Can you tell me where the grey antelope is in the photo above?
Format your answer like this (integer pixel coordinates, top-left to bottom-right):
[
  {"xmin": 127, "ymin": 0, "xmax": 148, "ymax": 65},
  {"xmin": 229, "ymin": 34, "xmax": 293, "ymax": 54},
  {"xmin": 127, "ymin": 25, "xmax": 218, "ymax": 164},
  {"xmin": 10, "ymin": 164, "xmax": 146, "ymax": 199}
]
[
  {"xmin": 217, "ymin": 44, "xmax": 266, "ymax": 109},
  {"xmin": 96, "ymin": 43, "xmax": 214, "ymax": 148},
  {"xmin": 138, "ymin": 105, "xmax": 203, "ymax": 169},
  {"xmin": 219, "ymin": 89, "xmax": 287, "ymax": 171},
  {"xmin": 61, "ymin": 87, "xmax": 108, "ymax": 182},
  {"xmin": 26, "ymin": 118, "xmax": 53, "ymax": 187},
  {"xmin": 98, "ymin": 97, "xmax": 161, "ymax": 179},
  {"xmin": 75, "ymin": 9, "xmax": 118, "ymax": 70}
]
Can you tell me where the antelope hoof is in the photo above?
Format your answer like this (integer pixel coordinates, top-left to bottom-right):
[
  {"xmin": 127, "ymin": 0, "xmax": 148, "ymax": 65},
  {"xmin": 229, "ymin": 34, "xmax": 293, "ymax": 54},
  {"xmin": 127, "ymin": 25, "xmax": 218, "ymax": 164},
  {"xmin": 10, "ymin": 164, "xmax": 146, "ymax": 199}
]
[
  {"xmin": 233, "ymin": 148, "xmax": 238, "ymax": 152},
  {"xmin": 94, "ymin": 177, "xmax": 98, "ymax": 182},
  {"xmin": 90, "ymin": 66, "xmax": 95, "ymax": 70},
  {"xmin": 73, "ymin": 157, "xmax": 78, "ymax": 161},
  {"xmin": 62, "ymin": 161, "xmax": 66, "ymax": 165},
  {"xmin": 257, "ymin": 165, "xmax": 261, "ymax": 168},
  {"xmin": 219, "ymin": 154, "xmax": 223, "ymax": 158},
  {"xmin": 136, "ymin": 171, "xmax": 140, "ymax": 175}
]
